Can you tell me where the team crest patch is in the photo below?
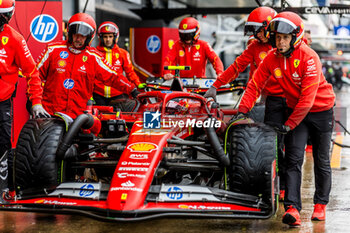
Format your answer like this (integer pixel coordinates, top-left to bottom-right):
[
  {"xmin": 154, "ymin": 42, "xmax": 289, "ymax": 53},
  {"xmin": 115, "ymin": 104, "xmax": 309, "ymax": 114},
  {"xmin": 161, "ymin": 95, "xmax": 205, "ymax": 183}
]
[
  {"xmin": 179, "ymin": 50, "xmax": 185, "ymax": 57},
  {"xmin": 83, "ymin": 56, "xmax": 88, "ymax": 62},
  {"xmin": 115, "ymin": 53, "xmax": 119, "ymax": 59},
  {"xmin": 2, "ymin": 36, "xmax": 8, "ymax": 45},
  {"xmin": 259, "ymin": 51, "xmax": 267, "ymax": 60},
  {"xmin": 195, "ymin": 45, "xmax": 200, "ymax": 50},
  {"xmin": 274, "ymin": 68, "xmax": 282, "ymax": 78},
  {"xmin": 294, "ymin": 59, "xmax": 300, "ymax": 68},
  {"xmin": 183, "ymin": 24, "xmax": 187, "ymax": 29}
]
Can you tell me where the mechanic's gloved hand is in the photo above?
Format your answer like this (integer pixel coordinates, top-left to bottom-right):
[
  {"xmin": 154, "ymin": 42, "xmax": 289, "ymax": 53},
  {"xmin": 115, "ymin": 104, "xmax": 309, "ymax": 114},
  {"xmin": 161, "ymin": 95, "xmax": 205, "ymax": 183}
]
[
  {"xmin": 203, "ymin": 86, "xmax": 217, "ymax": 101},
  {"xmin": 274, "ymin": 125, "xmax": 291, "ymax": 134},
  {"xmin": 164, "ymin": 73, "xmax": 174, "ymax": 80},
  {"xmin": 229, "ymin": 112, "xmax": 248, "ymax": 123},
  {"xmin": 265, "ymin": 121, "xmax": 291, "ymax": 134},
  {"xmin": 137, "ymin": 83, "xmax": 147, "ymax": 89},
  {"xmin": 32, "ymin": 104, "xmax": 50, "ymax": 118},
  {"xmin": 131, "ymin": 88, "xmax": 141, "ymax": 99}
]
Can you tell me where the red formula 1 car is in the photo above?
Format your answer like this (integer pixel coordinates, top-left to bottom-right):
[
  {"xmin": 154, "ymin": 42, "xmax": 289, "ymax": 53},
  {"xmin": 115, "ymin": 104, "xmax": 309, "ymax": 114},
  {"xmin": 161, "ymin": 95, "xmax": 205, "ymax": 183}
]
[{"xmin": 1, "ymin": 69, "xmax": 278, "ymax": 221}]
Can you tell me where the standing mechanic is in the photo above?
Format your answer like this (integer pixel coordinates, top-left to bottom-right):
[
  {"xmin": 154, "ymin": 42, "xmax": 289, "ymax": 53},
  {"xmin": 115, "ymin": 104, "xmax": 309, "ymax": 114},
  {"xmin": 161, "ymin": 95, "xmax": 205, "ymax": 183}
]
[
  {"xmin": 163, "ymin": 17, "xmax": 224, "ymax": 80},
  {"xmin": 236, "ymin": 12, "xmax": 335, "ymax": 226},
  {"xmin": 37, "ymin": 13, "xmax": 139, "ymax": 119},
  {"xmin": 204, "ymin": 6, "xmax": 287, "ymax": 200},
  {"xmin": 94, "ymin": 21, "xmax": 146, "ymax": 107},
  {"xmin": 0, "ymin": 0, "xmax": 47, "ymax": 202}
]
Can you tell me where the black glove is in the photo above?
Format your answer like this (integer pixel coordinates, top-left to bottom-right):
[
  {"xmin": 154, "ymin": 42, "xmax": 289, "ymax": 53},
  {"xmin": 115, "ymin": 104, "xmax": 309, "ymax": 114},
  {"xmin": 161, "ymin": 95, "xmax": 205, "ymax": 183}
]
[
  {"xmin": 230, "ymin": 111, "xmax": 248, "ymax": 123},
  {"xmin": 266, "ymin": 121, "xmax": 291, "ymax": 134},
  {"xmin": 131, "ymin": 88, "xmax": 140, "ymax": 99}
]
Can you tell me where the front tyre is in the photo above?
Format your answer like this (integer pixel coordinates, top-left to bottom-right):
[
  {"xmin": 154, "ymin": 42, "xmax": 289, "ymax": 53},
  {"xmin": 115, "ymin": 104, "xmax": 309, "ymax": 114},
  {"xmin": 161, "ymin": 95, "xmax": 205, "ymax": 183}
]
[
  {"xmin": 228, "ymin": 123, "xmax": 276, "ymax": 203},
  {"xmin": 14, "ymin": 118, "xmax": 65, "ymax": 193}
]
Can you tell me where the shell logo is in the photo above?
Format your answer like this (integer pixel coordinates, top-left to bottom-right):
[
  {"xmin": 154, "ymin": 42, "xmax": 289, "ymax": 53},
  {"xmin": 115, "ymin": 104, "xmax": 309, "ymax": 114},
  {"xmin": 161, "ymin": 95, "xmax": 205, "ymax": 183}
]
[
  {"xmin": 0, "ymin": 1, "xmax": 2, "ymax": 6},
  {"xmin": 168, "ymin": 40, "xmax": 174, "ymax": 49},
  {"xmin": 259, "ymin": 51, "xmax": 267, "ymax": 60},
  {"xmin": 179, "ymin": 50, "xmax": 185, "ymax": 57},
  {"xmin": 178, "ymin": 204, "xmax": 189, "ymax": 209},
  {"xmin": 301, "ymin": 23, "xmax": 304, "ymax": 29},
  {"xmin": 58, "ymin": 60, "xmax": 66, "ymax": 68},
  {"xmin": 183, "ymin": 24, "xmax": 187, "ymax": 29},
  {"xmin": 127, "ymin": 142, "xmax": 158, "ymax": 153},
  {"xmin": 35, "ymin": 199, "xmax": 45, "ymax": 204},
  {"xmin": 274, "ymin": 68, "xmax": 282, "ymax": 78}
]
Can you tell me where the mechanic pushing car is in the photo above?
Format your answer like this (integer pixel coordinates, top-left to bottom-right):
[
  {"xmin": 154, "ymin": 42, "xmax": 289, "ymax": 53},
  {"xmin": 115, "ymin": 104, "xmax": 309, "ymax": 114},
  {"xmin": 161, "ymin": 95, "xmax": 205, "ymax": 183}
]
[
  {"xmin": 36, "ymin": 13, "xmax": 140, "ymax": 119},
  {"xmin": 94, "ymin": 21, "xmax": 146, "ymax": 108},
  {"xmin": 0, "ymin": 0, "xmax": 46, "ymax": 203},
  {"xmin": 235, "ymin": 12, "xmax": 335, "ymax": 226},
  {"xmin": 204, "ymin": 6, "xmax": 287, "ymax": 201},
  {"xmin": 163, "ymin": 17, "xmax": 224, "ymax": 80}
]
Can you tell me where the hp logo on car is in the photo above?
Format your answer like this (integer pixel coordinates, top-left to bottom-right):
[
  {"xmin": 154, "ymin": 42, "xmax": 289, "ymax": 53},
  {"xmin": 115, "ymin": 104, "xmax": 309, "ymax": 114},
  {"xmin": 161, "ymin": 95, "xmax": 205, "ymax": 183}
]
[
  {"xmin": 30, "ymin": 14, "xmax": 59, "ymax": 43},
  {"xmin": 205, "ymin": 79, "xmax": 214, "ymax": 88},
  {"xmin": 146, "ymin": 35, "xmax": 161, "ymax": 53},
  {"xmin": 166, "ymin": 186, "xmax": 183, "ymax": 200},
  {"xmin": 79, "ymin": 184, "xmax": 95, "ymax": 197}
]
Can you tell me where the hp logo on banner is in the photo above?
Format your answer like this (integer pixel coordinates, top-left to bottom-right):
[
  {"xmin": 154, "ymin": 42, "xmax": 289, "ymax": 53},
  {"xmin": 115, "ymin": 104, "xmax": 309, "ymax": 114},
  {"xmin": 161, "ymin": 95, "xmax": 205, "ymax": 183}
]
[
  {"xmin": 30, "ymin": 14, "xmax": 59, "ymax": 43},
  {"xmin": 146, "ymin": 35, "xmax": 161, "ymax": 53}
]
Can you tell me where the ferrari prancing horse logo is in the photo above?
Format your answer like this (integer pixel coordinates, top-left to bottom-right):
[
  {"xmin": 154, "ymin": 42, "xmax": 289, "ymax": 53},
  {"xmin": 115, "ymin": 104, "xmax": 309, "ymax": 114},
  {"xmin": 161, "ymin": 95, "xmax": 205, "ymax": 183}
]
[
  {"xmin": 2, "ymin": 36, "xmax": 8, "ymax": 45},
  {"xmin": 294, "ymin": 59, "xmax": 300, "ymax": 68}
]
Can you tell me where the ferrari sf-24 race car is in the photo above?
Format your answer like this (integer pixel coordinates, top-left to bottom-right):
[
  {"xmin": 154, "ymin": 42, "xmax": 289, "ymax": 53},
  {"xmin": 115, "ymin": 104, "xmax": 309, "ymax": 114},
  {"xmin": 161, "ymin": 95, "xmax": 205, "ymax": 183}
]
[{"xmin": 1, "ymin": 67, "xmax": 278, "ymax": 221}]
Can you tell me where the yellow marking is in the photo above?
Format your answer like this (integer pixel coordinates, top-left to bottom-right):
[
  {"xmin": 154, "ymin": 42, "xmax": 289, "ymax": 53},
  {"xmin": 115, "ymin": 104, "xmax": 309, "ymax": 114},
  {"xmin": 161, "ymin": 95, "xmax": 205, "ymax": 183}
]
[
  {"xmin": 331, "ymin": 133, "xmax": 343, "ymax": 168},
  {"xmin": 121, "ymin": 193, "xmax": 127, "ymax": 200}
]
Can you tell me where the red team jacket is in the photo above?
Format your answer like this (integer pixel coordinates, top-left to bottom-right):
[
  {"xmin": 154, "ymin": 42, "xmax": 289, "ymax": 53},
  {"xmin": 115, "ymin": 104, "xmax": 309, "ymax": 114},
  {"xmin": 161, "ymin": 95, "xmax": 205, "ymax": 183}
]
[
  {"xmin": 0, "ymin": 24, "xmax": 42, "ymax": 104},
  {"xmin": 239, "ymin": 43, "xmax": 335, "ymax": 130},
  {"xmin": 37, "ymin": 41, "xmax": 135, "ymax": 118},
  {"xmin": 212, "ymin": 40, "xmax": 283, "ymax": 97},
  {"xmin": 94, "ymin": 44, "xmax": 141, "ymax": 98},
  {"xmin": 163, "ymin": 40, "xmax": 224, "ymax": 77}
]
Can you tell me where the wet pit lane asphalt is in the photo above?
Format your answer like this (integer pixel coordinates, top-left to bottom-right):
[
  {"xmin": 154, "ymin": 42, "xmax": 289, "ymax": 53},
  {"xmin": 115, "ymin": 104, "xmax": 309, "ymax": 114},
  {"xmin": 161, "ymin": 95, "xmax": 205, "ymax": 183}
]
[{"xmin": 1, "ymin": 89, "xmax": 350, "ymax": 233}]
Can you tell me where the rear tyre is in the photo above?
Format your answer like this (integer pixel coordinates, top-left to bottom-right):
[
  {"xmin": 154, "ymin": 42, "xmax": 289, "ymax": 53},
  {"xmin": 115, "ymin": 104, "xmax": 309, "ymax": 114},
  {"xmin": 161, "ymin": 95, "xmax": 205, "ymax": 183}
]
[
  {"xmin": 14, "ymin": 118, "xmax": 65, "ymax": 193},
  {"xmin": 228, "ymin": 123, "xmax": 276, "ymax": 202}
]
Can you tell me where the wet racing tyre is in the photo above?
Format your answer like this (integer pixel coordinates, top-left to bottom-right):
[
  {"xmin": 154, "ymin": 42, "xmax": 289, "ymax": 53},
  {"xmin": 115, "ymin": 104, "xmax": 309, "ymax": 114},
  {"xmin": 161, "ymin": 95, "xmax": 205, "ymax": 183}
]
[
  {"xmin": 228, "ymin": 123, "xmax": 276, "ymax": 201},
  {"xmin": 247, "ymin": 103, "xmax": 265, "ymax": 123},
  {"xmin": 14, "ymin": 118, "xmax": 65, "ymax": 193}
]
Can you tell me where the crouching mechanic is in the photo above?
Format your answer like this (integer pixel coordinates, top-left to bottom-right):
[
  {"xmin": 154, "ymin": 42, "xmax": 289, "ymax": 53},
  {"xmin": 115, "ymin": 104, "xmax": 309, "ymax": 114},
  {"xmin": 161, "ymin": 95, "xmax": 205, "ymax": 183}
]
[
  {"xmin": 163, "ymin": 17, "xmax": 224, "ymax": 80},
  {"xmin": 0, "ymin": 0, "xmax": 47, "ymax": 202},
  {"xmin": 94, "ymin": 21, "xmax": 145, "ymax": 110},
  {"xmin": 37, "ymin": 13, "xmax": 139, "ymax": 118},
  {"xmin": 235, "ymin": 12, "xmax": 335, "ymax": 226}
]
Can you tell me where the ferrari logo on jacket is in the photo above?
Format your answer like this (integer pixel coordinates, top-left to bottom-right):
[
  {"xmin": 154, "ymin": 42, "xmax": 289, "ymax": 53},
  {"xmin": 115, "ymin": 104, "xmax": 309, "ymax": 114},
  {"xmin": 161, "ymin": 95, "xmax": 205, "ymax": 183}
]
[
  {"xmin": 115, "ymin": 53, "xmax": 119, "ymax": 59},
  {"xmin": 2, "ymin": 36, "xmax": 8, "ymax": 45},
  {"xmin": 195, "ymin": 45, "xmax": 200, "ymax": 50},
  {"xmin": 83, "ymin": 56, "xmax": 88, "ymax": 62},
  {"xmin": 294, "ymin": 59, "xmax": 300, "ymax": 68}
]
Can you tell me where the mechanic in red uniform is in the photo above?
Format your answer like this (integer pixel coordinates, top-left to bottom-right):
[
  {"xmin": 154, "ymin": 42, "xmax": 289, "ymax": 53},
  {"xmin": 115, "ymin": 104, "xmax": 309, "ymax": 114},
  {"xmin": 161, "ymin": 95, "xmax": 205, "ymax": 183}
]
[
  {"xmin": 37, "ymin": 13, "xmax": 139, "ymax": 119},
  {"xmin": 163, "ymin": 17, "xmax": 224, "ymax": 80},
  {"xmin": 0, "ymin": 0, "xmax": 47, "ymax": 202},
  {"xmin": 204, "ymin": 7, "xmax": 287, "ymax": 200},
  {"xmin": 236, "ymin": 12, "xmax": 335, "ymax": 226},
  {"xmin": 94, "ymin": 21, "xmax": 146, "ymax": 106}
]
